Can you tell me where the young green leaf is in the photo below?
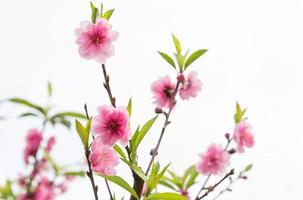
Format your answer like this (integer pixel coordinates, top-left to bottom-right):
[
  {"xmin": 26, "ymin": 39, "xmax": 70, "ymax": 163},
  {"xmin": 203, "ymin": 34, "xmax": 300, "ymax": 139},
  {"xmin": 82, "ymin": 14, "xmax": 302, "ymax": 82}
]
[
  {"xmin": 132, "ymin": 116, "xmax": 157, "ymax": 152},
  {"xmin": 127, "ymin": 98, "xmax": 132, "ymax": 117},
  {"xmin": 44, "ymin": 150, "xmax": 59, "ymax": 173},
  {"xmin": 174, "ymin": 53, "xmax": 186, "ymax": 72},
  {"xmin": 244, "ymin": 164, "xmax": 253, "ymax": 172},
  {"xmin": 158, "ymin": 180, "xmax": 178, "ymax": 191},
  {"xmin": 184, "ymin": 49, "xmax": 207, "ymax": 69},
  {"xmin": 100, "ymin": 175, "xmax": 139, "ymax": 200},
  {"xmin": 147, "ymin": 192, "xmax": 187, "ymax": 200},
  {"xmin": 103, "ymin": 9, "xmax": 115, "ymax": 20},
  {"xmin": 172, "ymin": 34, "xmax": 182, "ymax": 54},
  {"xmin": 234, "ymin": 102, "xmax": 247, "ymax": 123},
  {"xmin": 47, "ymin": 81, "xmax": 52, "ymax": 98},
  {"xmin": 18, "ymin": 112, "xmax": 39, "ymax": 118},
  {"xmin": 121, "ymin": 158, "xmax": 148, "ymax": 181},
  {"xmin": 158, "ymin": 51, "xmax": 176, "ymax": 69},
  {"xmin": 63, "ymin": 171, "xmax": 85, "ymax": 177},
  {"xmin": 51, "ymin": 112, "xmax": 87, "ymax": 120},
  {"xmin": 75, "ymin": 119, "xmax": 91, "ymax": 150},
  {"xmin": 8, "ymin": 98, "xmax": 46, "ymax": 115},
  {"xmin": 113, "ymin": 144, "xmax": 127, "ymax": 160}
]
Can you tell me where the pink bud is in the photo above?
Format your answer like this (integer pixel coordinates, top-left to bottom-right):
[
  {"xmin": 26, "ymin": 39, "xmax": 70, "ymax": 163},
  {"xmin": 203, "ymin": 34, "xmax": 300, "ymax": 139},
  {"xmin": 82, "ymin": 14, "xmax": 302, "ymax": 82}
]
[{"xmin": 177, "ymin": 73, "xmax": 185, "ymax": 82}]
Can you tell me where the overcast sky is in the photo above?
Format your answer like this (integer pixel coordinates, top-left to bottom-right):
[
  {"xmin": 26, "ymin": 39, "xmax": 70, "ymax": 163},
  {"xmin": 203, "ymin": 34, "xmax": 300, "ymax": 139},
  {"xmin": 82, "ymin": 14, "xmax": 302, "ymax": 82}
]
[{"xmin": 1, "ymin": 0, "xmax": 303, "ymax": 199}]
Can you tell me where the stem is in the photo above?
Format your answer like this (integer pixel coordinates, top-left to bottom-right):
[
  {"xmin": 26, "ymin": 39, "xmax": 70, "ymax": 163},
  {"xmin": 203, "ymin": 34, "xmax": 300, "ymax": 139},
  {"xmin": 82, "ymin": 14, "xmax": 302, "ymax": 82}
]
[
  {"xmin": 145, "ymin": 81, "xmax": 181, "ymax": 176},
  {"xmin": 100, "ymin": 64, "xmax": 140, "ymax": 200},
  {"xmin": 105, "ymin": 179, "xmax": 114, "ymax": 200},
  {"xmin": 102, "ymin": 64, "xmax": 116, "ymax": 108},
  {"xmin": 85, "ymin": 150, "xmax": 99, "ymax": 200},
  {"xmin": 195, "ymin": 138, "xmax": 233, "ymax": 200},
  {"xmin": 197, "ymin": 169, "xmax": 235, "ymax": 200}
]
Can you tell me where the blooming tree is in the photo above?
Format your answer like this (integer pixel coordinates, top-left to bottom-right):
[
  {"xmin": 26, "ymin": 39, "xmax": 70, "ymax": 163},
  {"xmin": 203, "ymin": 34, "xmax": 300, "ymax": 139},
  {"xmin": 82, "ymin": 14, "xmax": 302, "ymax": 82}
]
[
  {"xmin": 73, "ymin": 2, "xmax": 255, "ymax": 200},
  {"xmin": 0, "ymin": 1, "xmax": 255, "ymax": 200}
]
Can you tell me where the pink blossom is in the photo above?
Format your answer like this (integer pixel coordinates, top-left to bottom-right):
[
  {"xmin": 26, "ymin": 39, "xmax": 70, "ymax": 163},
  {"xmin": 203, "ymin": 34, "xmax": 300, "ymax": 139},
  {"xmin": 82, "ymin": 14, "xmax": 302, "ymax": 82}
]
[
  {"xmin": 24, "ymin": 129, "xmax": 43, "ymax": 164},
  {"xmin": 92, "ymin": 105, "xmax": 130, "ymax": 146},
  {"xmin": 196, "ymin": 144, "xmax": 230, "ymax": 175},
  {"xmin": 46, "ymin": 136, "xmax": 56, "ymax": 152},
  {"xmin": 234, "ymin": 121, "xmax": 254, "ymax": 153},
  {"xmin": 89, "ymin": 137, "xmax": 119, "ymax": 175},
  {"xmin": 151, "ymin": 76, "xmax": 176, "ymax": 108},
  {"xmin": 35, "ymin": 177, "xmax": 54, "ymax": 200},
  {"xmin": 179, "ymin": 71, "xmax": 202, "ymax": 100},
  {"xmin": 75, "ymin": 18, "xmax": 119, "ymax": 64}
]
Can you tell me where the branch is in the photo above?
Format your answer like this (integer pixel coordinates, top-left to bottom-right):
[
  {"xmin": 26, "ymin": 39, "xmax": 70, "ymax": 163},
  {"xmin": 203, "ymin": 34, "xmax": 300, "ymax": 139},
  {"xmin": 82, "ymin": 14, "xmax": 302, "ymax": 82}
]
[{"xmin": 197, "ymin": 169, "xmax": 235, "ymax": 200}]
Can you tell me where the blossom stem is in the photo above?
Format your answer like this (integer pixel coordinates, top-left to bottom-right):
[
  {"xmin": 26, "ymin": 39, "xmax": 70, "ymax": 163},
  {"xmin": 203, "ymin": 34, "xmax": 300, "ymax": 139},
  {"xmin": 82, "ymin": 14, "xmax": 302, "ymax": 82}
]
[
  {"xmin": 100, "ymin": 64, "xmax": 142, "ymax": 200},
  {"xmin": 197, "ymin": 169, "xmax": 235, "ymax": 200},
  {"xmin": 195, "ymin": 139, "xmax": 233, "ymax": 200},
  {"xmin": 145, "ymin": 81, "xmax": 181, "ymax": 176},
  {"xmin": 102, "ymin": 64, "xmax": 116, "ymax": 108},
  {"xmin": 85, "ymin": 149, "xmax": 99, "ymax": 200},
  {"xmin": 211, "ymin": 170, "xmax": 245, "ymax": 200}
]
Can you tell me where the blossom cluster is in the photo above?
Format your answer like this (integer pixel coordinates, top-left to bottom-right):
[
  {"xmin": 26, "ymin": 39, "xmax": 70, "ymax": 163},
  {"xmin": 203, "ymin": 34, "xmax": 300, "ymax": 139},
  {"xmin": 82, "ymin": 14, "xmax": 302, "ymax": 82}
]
[{"xmin": 17, "ymin": 129, "xmax": 72, "ymax": 200}]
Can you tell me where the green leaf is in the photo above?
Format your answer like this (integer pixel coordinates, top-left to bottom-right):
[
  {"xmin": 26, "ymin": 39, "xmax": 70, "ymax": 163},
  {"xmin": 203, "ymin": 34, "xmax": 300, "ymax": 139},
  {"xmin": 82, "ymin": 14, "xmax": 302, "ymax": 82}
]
[
  {"xmin": 51, "ymin": 112, "xmax": 87, "ymax": 120},
  {"xmin": 184, "ymin": 49, "xmax": 207, "ymax": 69},
  {"xmin": 127, "ymin": 98, "xmax": 132, "ymax": 117},
  {"xmin": 75, "ymin": 119, "xmax": 91, "ymax": 150},
  {"xmin": 244, "ymin": 164, "xmax": 253, "ymax": 172},
  {"xmin": 157, "ymin": 163, "xmax": 170, "ymax": 180},
  {"xmin": 174, "ymin": 53, "xmax": 186, "ymax": 71},
  {"xmin": 121, "ymin": 158, "xmax": 148, "ymax": 181},
  {"xmin": 158, "ymin": 51, "xmax": 176, "ymax": 69},
  {"xmin": 63, "ymin": 171, "xmax": 85, "ymax": 177},
  {"xmin": 100, "ymin": 175, "xmax": 139, "ymax": 200},
  {"xmin": 172, "ymin": 34, "xmax": 182, "ymax": 54},
  {"xmin": 132, "ymin": 116, "xmax": 157, "ymax": 152},
  {"xmin": 8, "ymin": 98, "xmax": 46, "ymax": 115},
  {"xmin": 103, "ymin": 9, "xmax": 115, "ymax": 20},
  {"xmin": 184, "ymin": 166, "xmax": 199, "ymax": 189},
  {"xmin": 90, "ymin": 2, "xmax": 99, "ymax": 23},
  {"xmin": 47, "ymin": 81, "xmax": 52, "ymax": 98},
  {"xmin": 158, "ymin": 180, "xmax": 178, "ymax": 191},
  {"xmin": 114, "ymin": 144, "xmax": 127, "ymax": 160},
  {"xmin": 234, "ymin": 102, "xmax": 247, "ymax": 123},
  {"xmin": 100, "ymin": 2, "xmax": 104, "ymax": 16},
  {"xmin": 147, "ymin": 192, "xmax": 187, "ymax": 200},
  {"xmin": 18, "ymin": 112, "xmax": 39, "ymax": 118}
]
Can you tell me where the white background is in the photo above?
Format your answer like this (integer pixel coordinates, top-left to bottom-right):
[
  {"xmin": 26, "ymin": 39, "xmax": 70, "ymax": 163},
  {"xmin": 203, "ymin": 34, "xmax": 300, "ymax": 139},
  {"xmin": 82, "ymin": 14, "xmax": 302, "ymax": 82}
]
[{"xmin": 0, "ymin": 0, "xmax": 302, "ymax": 199}]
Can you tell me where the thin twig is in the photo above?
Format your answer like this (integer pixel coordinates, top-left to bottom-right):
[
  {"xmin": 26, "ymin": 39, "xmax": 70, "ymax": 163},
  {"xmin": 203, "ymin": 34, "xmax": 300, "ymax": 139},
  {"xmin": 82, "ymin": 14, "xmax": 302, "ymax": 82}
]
[
  {"xmin": 195, "ymin": 137, "xmax": 233, "ymax": 200},
  {"xmin": 197, "ymin": 169, "xmax": 235, "ymax": 200},
  {"xmin": 145, "ymin": 81, "xmax": 181, "ymax": 175}
]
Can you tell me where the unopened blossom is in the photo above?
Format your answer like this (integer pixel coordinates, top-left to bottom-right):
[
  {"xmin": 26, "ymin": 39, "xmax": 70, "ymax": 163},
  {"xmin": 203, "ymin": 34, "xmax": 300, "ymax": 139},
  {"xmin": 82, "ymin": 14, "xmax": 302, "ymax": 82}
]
[
  {"xmin": 234, "ymin": 121, "xmax": 254, "ymax": 153},
  {"xmin": 75, "ymin": 18, "xmax": 119, "ymax": 64},
  {"xmin": 179, "ymin": 71, "xmax": 202, "ymax": 100},
  {"xmin": 46, "ymin": 136, "xmax": 56, "ymax": 152},
  {"xmin": 92, "ymin": 105, "xmax": 130, "ymax": 146},
  {"xmin": 89, "ymin": 137, "xmax": 119, "ymax": 175},
  {"xmin": 151, "ymin": 76, "xmax": 176, "ymax": 108},
  {"xmin": 24, "ymin": 129, "xmax": 43, "ymax": 164},
  {"xmin": 196, "ymin": 144, "xmax": 230, "ymax": 175}
]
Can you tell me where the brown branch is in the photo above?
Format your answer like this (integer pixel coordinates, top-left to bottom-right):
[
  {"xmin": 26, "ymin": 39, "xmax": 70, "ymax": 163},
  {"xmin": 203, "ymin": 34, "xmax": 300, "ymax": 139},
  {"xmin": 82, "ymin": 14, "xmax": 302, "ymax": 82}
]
[
  {"xmin": 100, "ymin": 64, "xmax": 143, "ymax": 200},
  {"xmin": 85, "ymin": 149, "xmax": 99, "ymax": 200},
  {"xmin": 195, "ymin": 137, "xmax": 233, "ymax": 199},
  {"xmin": 197, "ymin": 169, "xmax": 235, "ymax": 200}
]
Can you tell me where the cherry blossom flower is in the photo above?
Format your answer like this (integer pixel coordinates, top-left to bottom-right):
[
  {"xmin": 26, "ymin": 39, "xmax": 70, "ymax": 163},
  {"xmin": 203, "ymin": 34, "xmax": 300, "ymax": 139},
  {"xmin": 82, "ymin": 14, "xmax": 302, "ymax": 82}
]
[
  {"xmin": 75, "ymin": 18, "xmax": 119, "ymax": 64},
  {"xmin": 92, "ymin": 105, "xmax": 130, "ymax": 146},
  {"xmin": 89, "ymin": 137, "xmax": 119, "ymax": 175},
  {"xmin": 24, "ymin": 129, "xmax": 43, "ymax": 164},
  {"xmin": 151, "ymin": 76, "xmax": 176, "ymax": 108},
  {"xmin": 179, "ymin": 71, "xmax": 202, "ymax": 100},
  {"xmin": 196, "ymin": 144, "xmax": 230, "ymax": 175},
  {"xmin": 234, "ymin": 121, "xmax": 254, "ymax": 153},
  {"xmin": 46, "ymin": 136, "xmax": 56, "ymax": 152}
]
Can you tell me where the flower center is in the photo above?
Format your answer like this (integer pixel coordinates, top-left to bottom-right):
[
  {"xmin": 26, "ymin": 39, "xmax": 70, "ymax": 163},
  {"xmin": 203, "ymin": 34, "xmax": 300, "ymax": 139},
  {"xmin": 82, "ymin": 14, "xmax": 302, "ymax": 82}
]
[
  {"xmin": 163, "ymin": 86, "xmax": 174, "ymax": 98},
  {"xmin": 108, "ymin": 121, "xmax": 118, "ymax": 133},
  {"xmin": 91, "ymin": 33, "xmax": 104, "ymax": 46}
]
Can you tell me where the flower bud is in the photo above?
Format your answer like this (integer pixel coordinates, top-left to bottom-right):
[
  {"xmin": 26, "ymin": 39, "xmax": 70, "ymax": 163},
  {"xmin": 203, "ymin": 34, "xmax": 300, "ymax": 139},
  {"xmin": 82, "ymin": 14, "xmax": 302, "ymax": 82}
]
[
  {"xmin": 155, "ymin": 107, "xmax": 163, "ymax": 114},
  {"xmin": 177, "ymin": 73, "xmax": 185, "ymax": 82},
  {"xmin": 225, "ymin": 133, "xmax": 230, "ymax": 140}
]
